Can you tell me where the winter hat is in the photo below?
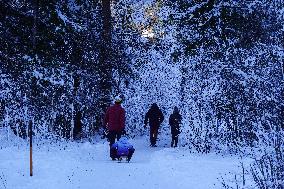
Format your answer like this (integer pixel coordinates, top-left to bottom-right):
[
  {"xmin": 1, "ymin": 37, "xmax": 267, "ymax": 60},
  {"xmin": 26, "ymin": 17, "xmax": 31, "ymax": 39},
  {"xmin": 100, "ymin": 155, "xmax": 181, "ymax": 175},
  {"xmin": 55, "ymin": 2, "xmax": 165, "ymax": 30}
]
[
  {"xmin": 114, "ymin": 95, "xmax": 123, "ymax": 103},
  {"xmin": 151, "ymin": 103, "xmax": 158, "ymax": 109},
  {"xmin": 174, "ymin": 106, "xmax": 179, "ymax": 113}
]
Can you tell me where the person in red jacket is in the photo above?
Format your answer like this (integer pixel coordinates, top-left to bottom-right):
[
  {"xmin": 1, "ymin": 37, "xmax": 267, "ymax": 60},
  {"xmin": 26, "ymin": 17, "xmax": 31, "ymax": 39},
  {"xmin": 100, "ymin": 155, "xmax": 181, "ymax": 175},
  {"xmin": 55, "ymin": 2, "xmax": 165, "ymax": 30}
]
[{"xmin": 104, "ymin": 95, "xmax": 126, "ymax": 159}]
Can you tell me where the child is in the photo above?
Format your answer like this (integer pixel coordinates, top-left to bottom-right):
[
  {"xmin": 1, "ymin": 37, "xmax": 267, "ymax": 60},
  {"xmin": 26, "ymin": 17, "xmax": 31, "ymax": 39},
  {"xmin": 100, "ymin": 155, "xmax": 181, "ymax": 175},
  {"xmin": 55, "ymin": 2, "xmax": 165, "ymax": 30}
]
[
  {"xmin": 169, "ymin": 106, "xmax": 182, "ymax": 147},
  {"xmin": 110, "ymin": 136, "xmax": 135, "ymax": 162}
]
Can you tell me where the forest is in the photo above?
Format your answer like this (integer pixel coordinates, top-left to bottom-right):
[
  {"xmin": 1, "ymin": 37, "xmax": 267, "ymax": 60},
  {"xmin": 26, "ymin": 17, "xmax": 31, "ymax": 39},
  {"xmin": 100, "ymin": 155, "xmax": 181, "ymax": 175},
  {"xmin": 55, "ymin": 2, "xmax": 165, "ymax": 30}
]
[{"xmin": 0, "ymin": 0, "xmax": 283, "ymax": 188}]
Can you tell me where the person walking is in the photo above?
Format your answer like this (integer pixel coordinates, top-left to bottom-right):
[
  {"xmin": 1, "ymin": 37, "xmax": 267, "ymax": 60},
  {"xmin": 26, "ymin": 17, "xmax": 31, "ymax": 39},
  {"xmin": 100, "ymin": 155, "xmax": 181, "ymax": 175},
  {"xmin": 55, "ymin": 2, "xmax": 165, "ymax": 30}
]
[
  {"xmin": 144, "ymin": 103, "xmax": 164, "ymax": 147},
  {"xmin": 104, "ymin": 95, "xmax": 126, "ymax": 159},
  {"xmin": 169, "ymin": 106, "xmax": 182, "ymax": 147}
]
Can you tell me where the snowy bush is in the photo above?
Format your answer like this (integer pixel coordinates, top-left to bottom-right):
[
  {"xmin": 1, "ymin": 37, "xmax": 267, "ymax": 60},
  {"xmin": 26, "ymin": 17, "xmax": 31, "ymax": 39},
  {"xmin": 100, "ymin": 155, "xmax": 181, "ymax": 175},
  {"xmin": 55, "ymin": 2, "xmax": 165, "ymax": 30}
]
[
  {"xmin": 221, "ymin": 131, "xmax": 284, "ymax": 189},
  {"xmin": 250, "ymin": 131, "xmax": 284, "ymax": 189}
]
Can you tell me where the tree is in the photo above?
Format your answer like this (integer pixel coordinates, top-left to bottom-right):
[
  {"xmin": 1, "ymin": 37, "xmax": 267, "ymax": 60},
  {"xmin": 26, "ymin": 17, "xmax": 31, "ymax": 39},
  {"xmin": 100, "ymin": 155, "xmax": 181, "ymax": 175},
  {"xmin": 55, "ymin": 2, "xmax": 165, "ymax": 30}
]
[{"xmin": 98, "ymin": 0, "xmax": 112, "ymax": 119}]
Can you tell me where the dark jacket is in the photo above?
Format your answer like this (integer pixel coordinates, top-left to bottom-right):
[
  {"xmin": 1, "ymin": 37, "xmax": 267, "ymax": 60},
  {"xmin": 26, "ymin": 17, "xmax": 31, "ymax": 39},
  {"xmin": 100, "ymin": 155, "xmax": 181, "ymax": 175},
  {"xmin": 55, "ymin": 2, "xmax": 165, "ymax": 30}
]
[
  {"xmin": 169, "ymin": 111, "xmax": 182, "ymax": 136},
  {"xmin": 144, "ymin": 103, "xmax": 164, "ymax": 128},
  {"xmin": 104, "ymin": 103, "xmax": 125, "ymax": 132}
]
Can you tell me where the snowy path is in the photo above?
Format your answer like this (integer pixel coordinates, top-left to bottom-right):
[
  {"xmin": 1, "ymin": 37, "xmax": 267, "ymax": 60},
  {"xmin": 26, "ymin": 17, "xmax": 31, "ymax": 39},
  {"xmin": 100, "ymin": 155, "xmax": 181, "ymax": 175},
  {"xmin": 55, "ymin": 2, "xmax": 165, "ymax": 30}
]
[{"xmin": 0, "ymin": 137, "xmax": 242, "ymax": 189}]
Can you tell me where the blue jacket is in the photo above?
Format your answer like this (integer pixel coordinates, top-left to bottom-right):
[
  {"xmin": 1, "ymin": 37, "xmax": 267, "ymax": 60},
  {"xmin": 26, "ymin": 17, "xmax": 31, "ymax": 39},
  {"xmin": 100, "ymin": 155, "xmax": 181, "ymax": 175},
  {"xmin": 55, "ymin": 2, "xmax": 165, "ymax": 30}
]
[{"xmin": 111, "ymin": 137, "xmax": 134, "ymax": 156}]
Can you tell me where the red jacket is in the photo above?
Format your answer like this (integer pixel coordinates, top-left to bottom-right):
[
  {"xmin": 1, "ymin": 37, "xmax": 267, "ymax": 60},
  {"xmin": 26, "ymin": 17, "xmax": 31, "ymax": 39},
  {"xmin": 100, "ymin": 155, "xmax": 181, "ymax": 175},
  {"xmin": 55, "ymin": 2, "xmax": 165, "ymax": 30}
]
[{"xmin": 104, "ymin": 103, "xmax": 125, "ymax": 132}]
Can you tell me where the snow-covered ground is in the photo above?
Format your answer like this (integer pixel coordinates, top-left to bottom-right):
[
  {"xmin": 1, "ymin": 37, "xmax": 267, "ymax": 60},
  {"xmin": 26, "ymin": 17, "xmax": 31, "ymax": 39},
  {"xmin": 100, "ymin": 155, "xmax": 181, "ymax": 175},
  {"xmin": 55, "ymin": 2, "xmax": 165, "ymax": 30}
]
[{"xmin": 0, "ymin": 129, "xmax": 244, "ymax": 189}]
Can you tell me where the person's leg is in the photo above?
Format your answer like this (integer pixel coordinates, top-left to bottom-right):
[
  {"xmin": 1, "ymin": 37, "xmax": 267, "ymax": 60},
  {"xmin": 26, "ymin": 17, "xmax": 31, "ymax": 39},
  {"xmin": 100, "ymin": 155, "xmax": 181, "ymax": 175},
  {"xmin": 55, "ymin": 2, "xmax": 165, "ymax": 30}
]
[
  {"xmin": 173, "ymin": 135, "xmax": 177, "ymax": 147},
  {"xmin": 108, "ymin": 131, "xmax": 116, "ymax": 146},
  {"xmin": 110, "ymin": 146, "xmax": 117, "ymax": 160},
  {"xmin": 150, "ymin": 127, "xmax": 155, "ymax": 146},
  {"xmin": 108, "ymin": 131, "xmax": 116, "ymax": 158},
  {"xmin": 152, "ymin": 127, "xmax": 158, "ymax": 146},
  {"xmin": 171, "ymin": 134, "xmax": 175, "ymax": 147},
  {"xmin": 175, "ymin": 135, "xmax": 179, "ymax": 147}
]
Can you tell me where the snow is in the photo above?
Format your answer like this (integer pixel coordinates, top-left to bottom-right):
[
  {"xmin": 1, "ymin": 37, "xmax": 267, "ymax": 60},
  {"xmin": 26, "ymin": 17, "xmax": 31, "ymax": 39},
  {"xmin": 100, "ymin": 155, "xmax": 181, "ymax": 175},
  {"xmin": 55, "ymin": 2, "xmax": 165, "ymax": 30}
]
[
  {"xmin": 56, "ymin": 9, "xmax": 85, "ymax": 31},
  {"xmin": 0, "ymin": 130, "xmax": 243, "ymax": 189}
]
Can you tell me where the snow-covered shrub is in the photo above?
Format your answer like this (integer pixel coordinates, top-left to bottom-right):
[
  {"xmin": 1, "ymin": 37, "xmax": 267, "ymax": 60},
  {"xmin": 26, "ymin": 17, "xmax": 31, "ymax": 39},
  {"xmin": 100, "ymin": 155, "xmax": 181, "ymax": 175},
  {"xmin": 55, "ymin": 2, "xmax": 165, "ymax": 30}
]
[
  {"xmin": 220, "ymin": 130, "xmax": 284, "ymax": 189},
  {"xmin": 219, "ymin": 161, "xmax": 248, "ymax": 189},
  {"xmin": 250, "ymin": 131, "xmax": 284, "ymax": 189},
  {"xmin": 28, "ymin": 66, "xmax": 101, "ymax": 140},
  {"xmin": 0, "ymin": 64, "xmax": 103, "ymax": 141},
  {"xmin": 0, "ymin": 71, "xmax": 29, "ymax": 139}
]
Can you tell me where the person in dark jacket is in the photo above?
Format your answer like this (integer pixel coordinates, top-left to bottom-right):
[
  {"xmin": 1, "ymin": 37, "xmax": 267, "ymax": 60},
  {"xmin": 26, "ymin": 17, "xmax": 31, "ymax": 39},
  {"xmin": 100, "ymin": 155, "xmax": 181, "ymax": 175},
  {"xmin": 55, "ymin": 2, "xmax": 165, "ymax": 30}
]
[
  {"xmin": 169, "ymin": 106, "xmax": 182, "ymax": 147},
  {"xmin": 144, "ymin": 103, "xmax": 164, "ymax": 147},
  {"xmin": 104, "ymin": 95, "xmax": 126, "ymax": 159}
]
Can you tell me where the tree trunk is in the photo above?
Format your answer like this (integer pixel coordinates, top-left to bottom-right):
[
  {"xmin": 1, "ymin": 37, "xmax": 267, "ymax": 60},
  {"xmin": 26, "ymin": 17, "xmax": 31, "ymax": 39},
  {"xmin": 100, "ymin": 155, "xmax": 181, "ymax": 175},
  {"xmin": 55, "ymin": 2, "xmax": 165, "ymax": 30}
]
[
  {"xmin": 32, "ymin": 0, "xmax": 38, "ymax": 53},
  {"xmin": 98, "ymin": 0, "xmax": 112, "ymax": 124},
  {"xmin": 73, "ymin": 73, "xmax": 83, "ymax": 140}
]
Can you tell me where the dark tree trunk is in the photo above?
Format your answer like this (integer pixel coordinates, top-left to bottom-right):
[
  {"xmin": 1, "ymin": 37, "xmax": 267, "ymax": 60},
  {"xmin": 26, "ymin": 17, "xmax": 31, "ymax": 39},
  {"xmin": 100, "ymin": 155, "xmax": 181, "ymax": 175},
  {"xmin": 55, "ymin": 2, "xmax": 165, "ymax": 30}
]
[
  {"xmin": 32, "ymin": 0, "xmax": 38, "ymax": 53},
  {"xmin": 0, "ymin": 100, "xmax": 5, "ymax": 122},
  {"xmin": 72, "ymin": 73, "xmax": 83, "ymax": 140},
  {"xmin": 98, "ymin": 0, "xmax": 112, "ymax": 124},
  {"xmin": 73, "ymin": 110, "xmax": 83, "ymax": 140},
  {"xmin": 30, "ymin": 0, "xmax": 38, "ymax": 107}
]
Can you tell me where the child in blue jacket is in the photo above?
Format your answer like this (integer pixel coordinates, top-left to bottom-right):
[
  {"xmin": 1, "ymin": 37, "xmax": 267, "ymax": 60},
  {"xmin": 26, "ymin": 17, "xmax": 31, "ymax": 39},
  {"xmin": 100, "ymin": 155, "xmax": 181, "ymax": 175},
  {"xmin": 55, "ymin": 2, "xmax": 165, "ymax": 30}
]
[{"xmin": 110, "ymin": 136, "xmax": 135, "ymax": 162}]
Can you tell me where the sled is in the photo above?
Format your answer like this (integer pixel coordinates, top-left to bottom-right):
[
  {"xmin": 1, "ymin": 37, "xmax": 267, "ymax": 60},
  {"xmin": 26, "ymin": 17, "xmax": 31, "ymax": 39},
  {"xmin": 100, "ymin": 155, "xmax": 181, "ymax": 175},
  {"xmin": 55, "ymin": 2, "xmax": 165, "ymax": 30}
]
[{"xmin": 117, "ymin": 156, "xmax": 131, "ymax": 163}]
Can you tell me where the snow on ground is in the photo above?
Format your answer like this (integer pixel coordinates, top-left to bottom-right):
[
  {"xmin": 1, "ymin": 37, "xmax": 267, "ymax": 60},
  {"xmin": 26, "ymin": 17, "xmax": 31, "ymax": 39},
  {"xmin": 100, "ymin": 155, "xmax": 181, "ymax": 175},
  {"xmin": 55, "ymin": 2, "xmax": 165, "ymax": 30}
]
[{"xmin": 0, "ymin": 129, "xmax": 244, "ymax": 189}]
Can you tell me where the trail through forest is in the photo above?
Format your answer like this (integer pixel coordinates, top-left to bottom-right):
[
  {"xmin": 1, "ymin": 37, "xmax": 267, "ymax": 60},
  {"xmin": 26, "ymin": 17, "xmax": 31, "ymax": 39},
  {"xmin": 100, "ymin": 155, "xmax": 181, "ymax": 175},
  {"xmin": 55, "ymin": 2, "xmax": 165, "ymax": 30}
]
[{"xmin": 0, "ymin": 131, "xmax": 245, "ymax": 189}]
